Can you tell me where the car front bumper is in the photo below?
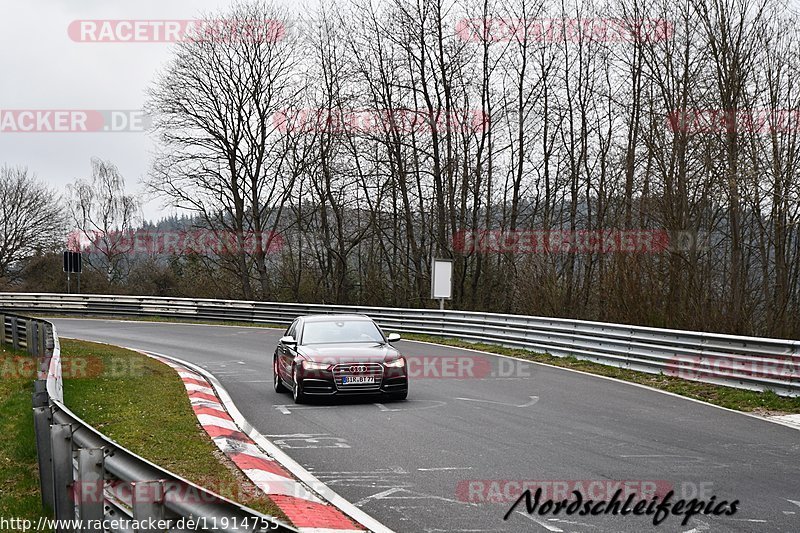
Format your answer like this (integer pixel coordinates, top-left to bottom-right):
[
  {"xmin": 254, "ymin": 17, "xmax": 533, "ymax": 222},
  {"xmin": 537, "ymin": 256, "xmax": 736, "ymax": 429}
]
[{"xmin": 297, "ymin": 364, "xmax": 408, "ymax": 396}]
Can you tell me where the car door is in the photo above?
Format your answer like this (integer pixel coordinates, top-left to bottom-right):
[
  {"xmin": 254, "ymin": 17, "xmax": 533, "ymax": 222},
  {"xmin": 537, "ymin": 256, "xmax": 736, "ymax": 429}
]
[{"xmin": 279, "ymin": 319, "xmax": 299, "ymax": 383}]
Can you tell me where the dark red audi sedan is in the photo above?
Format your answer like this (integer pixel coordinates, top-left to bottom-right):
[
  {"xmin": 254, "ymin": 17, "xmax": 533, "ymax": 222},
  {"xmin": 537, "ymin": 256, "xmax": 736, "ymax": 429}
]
[{"xmin": 273, "ymin": 314, "xmax": 408, "ymax": 403}]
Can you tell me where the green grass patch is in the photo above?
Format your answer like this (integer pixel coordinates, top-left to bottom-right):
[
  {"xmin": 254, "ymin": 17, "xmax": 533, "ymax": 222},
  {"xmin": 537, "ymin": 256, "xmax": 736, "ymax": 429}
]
[
  {"xmin": 60, "ymin": 339, "xmax": 288, "ymax": 521},
  {"xmin": 0, "ymin": 344, "xmax": 50, "ymax": 524},
  {"xmin": 404, "ymin": 333, "xmax": 800, "ymax": 415}
]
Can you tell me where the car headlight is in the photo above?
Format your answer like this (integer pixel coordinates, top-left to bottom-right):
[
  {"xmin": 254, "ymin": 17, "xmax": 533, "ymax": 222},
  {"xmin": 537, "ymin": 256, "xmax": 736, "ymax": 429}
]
[
  {"xmin": 384, "ymin": 357, "xmax": 405, "ymax": 368},
  {"xmin": 302, "ymin": 360, "xmax": 330, "ymax": 370}
]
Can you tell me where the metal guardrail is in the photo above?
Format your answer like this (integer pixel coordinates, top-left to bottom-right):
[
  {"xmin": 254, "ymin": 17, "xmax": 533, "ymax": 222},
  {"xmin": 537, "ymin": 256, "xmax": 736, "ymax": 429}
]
[
  {"xmin": 2, "ymin": 292, "xmax": 799, "ymax": 397},
  {"xmin": 2, "ymin": 313, "xmax": 296, "ymax": 532}
]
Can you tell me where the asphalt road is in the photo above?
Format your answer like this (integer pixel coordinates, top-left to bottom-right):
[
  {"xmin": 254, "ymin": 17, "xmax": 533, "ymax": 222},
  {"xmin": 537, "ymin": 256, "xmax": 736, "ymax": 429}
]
[{"xmin": 52, "ymin": 318, "xmax": 800, "ymax": 533}]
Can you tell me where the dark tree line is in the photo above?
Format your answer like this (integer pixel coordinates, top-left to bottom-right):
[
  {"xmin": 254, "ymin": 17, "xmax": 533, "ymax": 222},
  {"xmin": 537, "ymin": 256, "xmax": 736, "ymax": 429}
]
[{"xmin": 5, "ymin": 0, "xmax": 800, "ymax": 339}]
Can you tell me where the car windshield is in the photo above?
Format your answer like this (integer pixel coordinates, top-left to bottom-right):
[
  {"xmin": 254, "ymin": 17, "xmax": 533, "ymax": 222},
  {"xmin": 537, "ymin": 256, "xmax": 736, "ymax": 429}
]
[{"xmin": 301, "ymin": 320, "xmax": 384, "ymax": 345}]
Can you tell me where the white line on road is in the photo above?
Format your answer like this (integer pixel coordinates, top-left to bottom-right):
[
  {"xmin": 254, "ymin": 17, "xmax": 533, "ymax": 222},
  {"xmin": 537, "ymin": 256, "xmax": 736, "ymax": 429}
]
[
  {"xmin": 516, "ymin": 512, "xmax": 563, "ymax": 532},
  {"xmin": 417, "ymin": 467, "xmax": 473, "ymax": 471},
  {"xmin": 265, "ymin": 433, "xmax": 329, "ymax": 438},
  {"xmin": 455, "ymin": 396, "xmax": 539, "ymax": 408},
  {"xmin": 681, "ymin": 519, "xmax": 711, "ymax": 533},
  {"xmin": 373, "ymin": 400, "xmax": 447, "ymax": 412},
  {"xmin": 619, "ymin": 454, "xmax": 696, "ymax": 458},
  {"xmin": 275, "ymin": 404, "xmax": 337, "ymax": 415},
  {"xmin": 354, "ymin": 487, "xmax": 406, "ymax": 506}
]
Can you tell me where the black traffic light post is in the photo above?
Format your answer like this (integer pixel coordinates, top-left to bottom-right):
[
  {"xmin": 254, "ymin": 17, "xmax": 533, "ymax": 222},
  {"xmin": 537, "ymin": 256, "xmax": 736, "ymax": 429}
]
[{"xmin": 63, "ymin": 251, "xmax": 82, "ymax": 293}]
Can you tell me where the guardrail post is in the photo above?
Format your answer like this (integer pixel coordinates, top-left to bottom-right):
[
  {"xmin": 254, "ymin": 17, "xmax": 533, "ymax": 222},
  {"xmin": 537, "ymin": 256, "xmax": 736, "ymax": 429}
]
[
  {"xmin": 39, "ymin": 324, "xmax": 47, "ymax": 356},
  {"xmin": 0, "ymin": 313, "xmax": 5, "ymax": 345},
  {"xmin": 33, "ymin": 381, "xmax": 54, "ymax": 511},
  {"xmin": 33, "ymin": 379, "xmax": 48, "ymax": 407},
  {"xmin": 11, "ymin": 318, "xmax": 19, "ymax": 350},
  {"xmin": 131, "ymin": 480, "xmax": 165, "ymax": 529},
  {"xmin": 29, "ymin": 321, "xmax": 39, "ymax": 355},
  {"xmin": 76, "ymin": 448, "xmax": 105, "ymax": 529},
  {"xmin": 50, "ymin": 423, "xmax": 76, "ymax": 532}
]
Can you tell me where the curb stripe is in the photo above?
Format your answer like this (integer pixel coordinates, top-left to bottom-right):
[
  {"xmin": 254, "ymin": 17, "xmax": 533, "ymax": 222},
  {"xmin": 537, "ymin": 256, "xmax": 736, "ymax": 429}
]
[
  {"xmin": 230, "ymin": 453, "xmax": 292, "ymax": 477},
  {"xmin": 149, "ymin": 354, "xmax": 365, "ymax": 531}
]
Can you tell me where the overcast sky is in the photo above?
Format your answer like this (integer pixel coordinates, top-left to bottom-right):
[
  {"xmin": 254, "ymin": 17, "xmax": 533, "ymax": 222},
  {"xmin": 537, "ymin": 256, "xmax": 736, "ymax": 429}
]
[
  {"xmin": 3, "ymin": 0, "xmax": 798, "ymax": 223},
  {"xmin": 0, "ymin": 0, "xmax": 304, "ymax": 221}
]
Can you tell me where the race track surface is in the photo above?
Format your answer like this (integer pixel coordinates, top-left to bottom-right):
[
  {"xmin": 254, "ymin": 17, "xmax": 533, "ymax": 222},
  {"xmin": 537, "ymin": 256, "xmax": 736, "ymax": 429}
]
[{"xmin": 52, "ymin": 318, "xmax": 800, "ymax": 533}]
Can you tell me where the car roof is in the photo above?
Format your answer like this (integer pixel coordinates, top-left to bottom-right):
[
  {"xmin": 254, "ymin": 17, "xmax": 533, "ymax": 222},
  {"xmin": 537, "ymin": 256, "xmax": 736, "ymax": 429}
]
[{"xmin": 299, "ymin": 314, "xmax": 372, "ymax": 323}]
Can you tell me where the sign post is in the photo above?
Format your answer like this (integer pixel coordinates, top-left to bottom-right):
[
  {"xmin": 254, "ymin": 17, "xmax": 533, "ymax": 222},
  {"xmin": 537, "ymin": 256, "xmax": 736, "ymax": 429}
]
[
  {"xmin": 430, "ymin": 258, "xmax": 453, "ymax": 311},
  {"xmin": 62, "ymin": 251, "xmax": 82, "ymax": 294}
]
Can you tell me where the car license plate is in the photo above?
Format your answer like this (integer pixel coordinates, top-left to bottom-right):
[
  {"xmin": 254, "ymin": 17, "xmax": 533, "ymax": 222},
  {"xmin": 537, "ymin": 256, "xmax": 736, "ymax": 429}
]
[{"xmin": 342, "ymin": 375, "xmax": 375, "ymax": 384}]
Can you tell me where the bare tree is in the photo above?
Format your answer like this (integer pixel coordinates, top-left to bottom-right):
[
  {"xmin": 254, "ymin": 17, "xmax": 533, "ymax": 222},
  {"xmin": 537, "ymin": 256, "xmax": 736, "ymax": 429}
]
[
  {"xmin": 0, "ymin": 165, "xmax": 64, "ymax": 283},
  {"xmin": 148, "ymin": 0, "xmax": 309, "ymax": 300},
  {"xmin": 68, "ymin": 158, "xmax": 140, "ymax": 285}
]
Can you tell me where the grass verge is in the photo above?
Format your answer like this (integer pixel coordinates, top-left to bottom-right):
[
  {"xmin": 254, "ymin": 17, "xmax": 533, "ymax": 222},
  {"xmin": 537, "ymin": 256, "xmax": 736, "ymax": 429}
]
[
  {"xmin": 404, "ymin": 333, "xmax": 800, "ymax": 415},
  {"xmin": 60, "ymin": 339, "xmax": 288, "ymax": 521},
  {"xmin": 0, "ymin": 344, "xmax": 50, "ymax": 523}
]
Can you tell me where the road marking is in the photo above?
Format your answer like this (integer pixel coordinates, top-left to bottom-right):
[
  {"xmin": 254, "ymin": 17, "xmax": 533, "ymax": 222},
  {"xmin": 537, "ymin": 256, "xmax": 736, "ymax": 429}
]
[
  {"xmin": 275, "ymin": 404, "xmax": 337, "ymax": 415},
  {"xmin": 768, "ymin": 414, "xmax": 800, "ymax": 429},
  {"xmin": 455, "ymin": 396, "xmax": 539, "ymax": 408},
  {"xmin": 516, "ymin": 512, "xmax": 563, "ymax": 532},
  {"xmin": 266, "ymin": 433, "xmax": 329, "ymax": 438},
  {"xmin": 373, "ymin": 400, "xmax": 447, "ymax": 412},
  {"xmin": 417, "ymin": 467, "xmax": 473, "ymax": 471},
  {"xmin": 273, "ymin": 436, "xmax": 351, "ymax": 449},
  {"xmin": 619, "ymin": 454, "xmax": 696, "ymax": 458},
  {"xmin": 787, "ymin": 499, "xmax": 800, "ymax": 508},
  {"xmin": 547, "ymin": 517, "xmax": 596, "ymax": 528},
  {"xmin": 355, "ymin": 487, "xmax": 474, "ymax": 508},
  {"xmin": 354, "ymin": 487, "xmax": 405, "ymax": 506},
  {"xmin": 310, "ymin": 467, "xmax": 408, "ymax": 475},
  {"xmin": 681, "ymin": 519, "xmax": 711, "ymax": 533}
]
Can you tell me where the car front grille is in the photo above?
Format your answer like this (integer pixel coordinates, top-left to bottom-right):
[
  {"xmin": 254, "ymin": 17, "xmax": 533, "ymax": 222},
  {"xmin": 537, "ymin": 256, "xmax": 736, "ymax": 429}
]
[{"xmin": 332, "ymin": 362, "xmax": 384, "ymax": 391}]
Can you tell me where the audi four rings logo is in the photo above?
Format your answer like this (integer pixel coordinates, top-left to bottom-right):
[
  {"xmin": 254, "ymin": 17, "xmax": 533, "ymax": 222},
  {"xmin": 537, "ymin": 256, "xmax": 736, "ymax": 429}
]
[{"xmin": 349, "ymin": 365, "xmax": 368, "ymax": 373}]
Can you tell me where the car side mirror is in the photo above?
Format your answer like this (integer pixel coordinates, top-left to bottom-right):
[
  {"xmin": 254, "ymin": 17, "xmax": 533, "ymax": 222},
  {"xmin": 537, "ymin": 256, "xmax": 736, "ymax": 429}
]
[
  {"xmin": 387, "ymin": 333, "xmax": 401, "ymax": 343},
  {"xmin": 280, "ymin": 335, "xmax": 297, "ymax": 346}
]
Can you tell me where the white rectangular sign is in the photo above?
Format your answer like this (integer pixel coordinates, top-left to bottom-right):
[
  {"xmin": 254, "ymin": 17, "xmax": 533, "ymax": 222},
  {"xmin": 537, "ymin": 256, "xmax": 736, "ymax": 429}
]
[{"xmin": 431, "ymin": 258, "xmax": 453, "ymax": 299}]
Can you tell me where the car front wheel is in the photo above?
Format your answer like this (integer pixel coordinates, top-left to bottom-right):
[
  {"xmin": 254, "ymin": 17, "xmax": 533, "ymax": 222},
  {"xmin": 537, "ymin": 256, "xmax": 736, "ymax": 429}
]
[
  {"xmin": 389, "ymin": 389, "xmax": 408, "ymax": 401},
  {"xmin": 292, "ymin": 365, "xmax": 306, "ymax": 404},
  {"xmin": 274, "ymin": 357, "xmax": 287, "ymax": 393}
]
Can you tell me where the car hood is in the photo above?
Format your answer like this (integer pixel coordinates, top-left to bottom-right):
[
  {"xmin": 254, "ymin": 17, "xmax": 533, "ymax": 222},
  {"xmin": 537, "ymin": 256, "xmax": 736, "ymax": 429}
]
[{"xmin": 298, "ymin": 343, "xmax": 401, "ymax": 364}]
